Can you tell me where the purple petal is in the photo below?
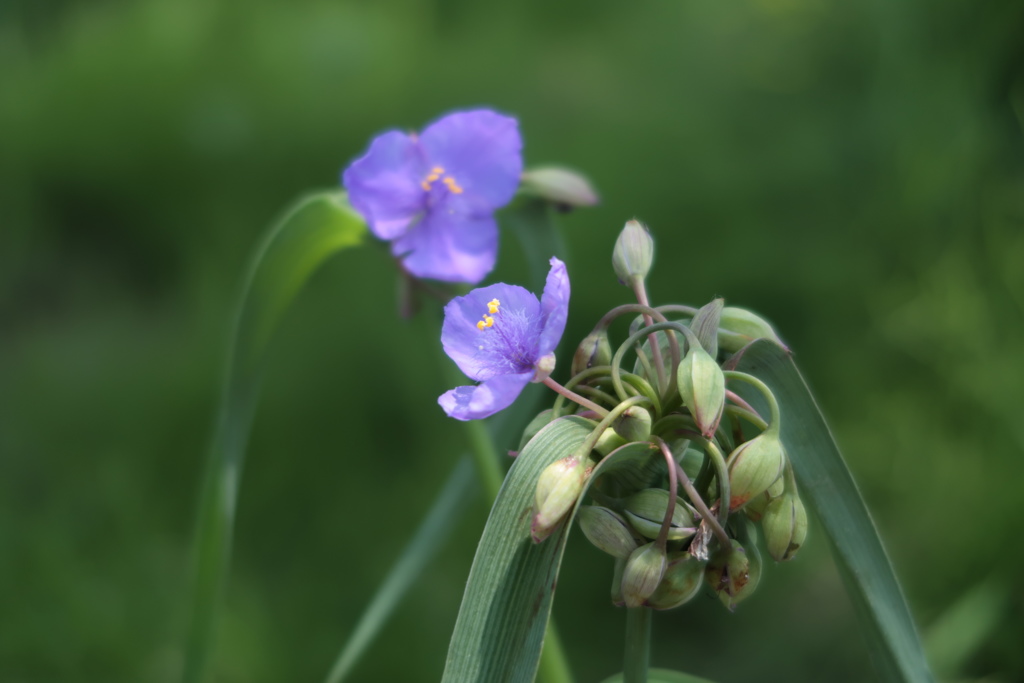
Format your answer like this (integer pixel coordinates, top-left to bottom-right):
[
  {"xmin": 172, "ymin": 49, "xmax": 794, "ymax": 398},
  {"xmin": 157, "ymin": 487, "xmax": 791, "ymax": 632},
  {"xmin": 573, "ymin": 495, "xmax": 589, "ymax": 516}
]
[
  {"xmin": 442, "ymin": 283, "xmax": 540, "ymax": 381},
  {"xmin": 438, "ymin": 373, "xmax": 533, "ymax": 421},
  {"xmin": 420, "ymin": 110, "xmax": 522, "ymax": 210},
  {"xmin": 342, "ymin": 130, "xmax": 427, "ymax": 240},
  {"xmin": 391, "ymin": 207, "xmax": 498, "ymax": 283},
  {"xmin": 537, "ymin": 257, "xmax": 570, "ymax": 357}
]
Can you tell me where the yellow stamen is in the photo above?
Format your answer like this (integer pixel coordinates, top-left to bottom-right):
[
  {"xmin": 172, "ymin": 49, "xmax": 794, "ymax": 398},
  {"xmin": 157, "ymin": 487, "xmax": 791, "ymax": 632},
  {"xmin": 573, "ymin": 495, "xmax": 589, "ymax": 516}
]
[
  {"xmin": 426, "ymin": 173, "xmax": 440, "ymax": 182},
  {"xmin": 432, "ymin": 166, "xmax": 445, "ymax": 174},
  {"xmin": 487, "ymin": 299, "xmax": 500, "ymax": 314},
  {"xmin": 420, "ymin": 180, "xmax": 431, "ymax": 191},
  {"xmin": 476, "ymin": 320, "xmax": 486, "ymax": 331},
  {"xmin": 476, "ymin": 315, "xmax": 495, "ymax": 331}
]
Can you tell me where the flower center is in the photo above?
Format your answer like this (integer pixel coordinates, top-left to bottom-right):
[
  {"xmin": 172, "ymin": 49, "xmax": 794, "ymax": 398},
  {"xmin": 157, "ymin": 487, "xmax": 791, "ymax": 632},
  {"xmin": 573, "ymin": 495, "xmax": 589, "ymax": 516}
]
[
  {"xmin": 475, "ymin": 298, "xmax": 501, "ymax": 330},
  {"xmin": 473, "ymin": 300, "xmax": 540, "ymax": 375},
  {"xmin": 420, "ymin": 166, "xmax": 464, "ymax": 194}
]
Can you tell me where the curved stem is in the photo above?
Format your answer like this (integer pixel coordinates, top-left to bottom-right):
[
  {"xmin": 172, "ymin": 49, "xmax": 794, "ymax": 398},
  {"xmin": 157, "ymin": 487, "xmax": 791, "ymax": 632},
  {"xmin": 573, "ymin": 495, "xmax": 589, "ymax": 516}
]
[
  {"xmin": 724, "ymin": 405, "xmax": 768, "ymax": 432},
  {"xmin": 630, "ymin": 281, "xmax": 667, "ymax": 397},
  {"xmin": 574, "ymin": 384, "xmax": 621, "ymax": 408},
  {"xmin": 671, "ymin": 459, "xmax": 730, "ymax": 548},
  {"xmin": 725, "ymin": 389, "xmax": 760, "ymax": 419},
  {"xmin": 543, "ymin": 376, "xmax": 610, "ymax": 418},
  {"xmin": 654, "ymin": 304, "xmax": 698, "ymax": 318},
  {"xmin": 610, "ymin": 322, "xmax": 688, "ymax": 416},
  {"xmin": 623, "ymin": 607, "xmax": 651, "ymax": 683},
  {"xmin": 652, "ymin": 437, "xmax": 679, "ymax": 552},
  {"xmin": 595, "ymin": 303, "xmax": 669, "ymax": 332},
  {"xmin": 723, "ymin": 371, "xmax": 780, "ymax": 431}
]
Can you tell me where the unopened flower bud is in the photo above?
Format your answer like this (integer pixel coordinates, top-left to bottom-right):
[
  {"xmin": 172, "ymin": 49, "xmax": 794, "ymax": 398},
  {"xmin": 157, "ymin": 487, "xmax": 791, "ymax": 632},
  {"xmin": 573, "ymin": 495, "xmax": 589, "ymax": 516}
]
[
  {"xmin": 572, "ymin": 330, "xmax": 613, "ymax": 376},
  {"xmin": 613, "ymin": 406, "xmax": 652, "ymax": 443},
  {"xmin": 577, "ymin": 506, "xmax": 640, "ymax": 559},
  {"xmin": 745, "ymin": 475, "xmax": 785, "ymax": 521},
  {"xmin": 718, "ymin": 306, "xmax": 788, "ymax": 354},
  {"xmin": 520, "ymin": 166, "xmax": 600, "ymax": 209},
  {"xmin": 621, "ymin": 542, "xmax": 666, "ymax": 608},
  {"xmin": 518, "ymin": 409, "xmax": 554, "ymax": 451},
  {"xmin": 594, "ymin": 428, "xmax": 628, "ymax": 456},
  {"xmin": 726, "ymin": 431, "xmax": 785, "ymax": 511},
  {"xmin": 646, "ymin": 551, "xmax": 704, "ymax": 610},
  {"xmin": 762, "ymin": 492, "xmax": 808, "ymax": 561},
  {"xmin": 705, "ymin": 539, "xmax": 760, "ymax": 611},
  {"xmin": 623, "ymin": 489, "xmax": 696, "ymax": 542},
  {"xmin": 532, "ymin": 456, "xmax": 588, "ymax": 542},
  {"xmin": 532, "ymin": 352, "xmax": 556, "ymax": 383},
  {"xmin": 676, "ymin": 344, "xmax": 726, "ymax": 437},
  {"xmin": 612, "ymin": 220, "xmax": 654, "ymax": 286}
]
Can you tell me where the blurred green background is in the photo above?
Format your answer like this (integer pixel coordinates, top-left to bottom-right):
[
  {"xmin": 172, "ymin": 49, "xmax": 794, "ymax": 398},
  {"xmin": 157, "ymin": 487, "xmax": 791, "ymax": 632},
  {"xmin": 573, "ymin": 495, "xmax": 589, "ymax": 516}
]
[{"xmin": 3, "ymin": 0, "xmax": 1023, "ymax": 681}]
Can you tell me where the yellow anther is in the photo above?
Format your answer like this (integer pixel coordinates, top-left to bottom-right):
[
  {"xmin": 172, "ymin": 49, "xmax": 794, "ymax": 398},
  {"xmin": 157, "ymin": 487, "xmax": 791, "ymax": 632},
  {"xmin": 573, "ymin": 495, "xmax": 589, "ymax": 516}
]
[
  {"xmin": 476, "ymin": 320, "xmax": 486, "ymax": 331},
  {"xmin": 421, "ymin": 180, "xmax": 431, "ymax": 191},
  {"xmin": 426, "ymin": 173, "xmax": 440, "ymax": 182},
  {"xmin": 432, "ymin": 166, "xmax": 445, "ymax": 174},
  {"xmin": 476, "ymin": 315, "xmax": 495, "ymax": 331},
  {"xmin": 487, "ymin": 299, "xmax": 500, "ymax": 314}
]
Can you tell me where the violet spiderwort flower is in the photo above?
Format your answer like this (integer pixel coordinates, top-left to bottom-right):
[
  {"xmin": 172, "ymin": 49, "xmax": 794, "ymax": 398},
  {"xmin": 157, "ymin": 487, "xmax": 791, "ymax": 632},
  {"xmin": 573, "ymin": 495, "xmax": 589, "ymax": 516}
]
[
  {"xmin": 342, "ymin": 109, "xmax": 522, "ymax": 284},
  {"xmin": 439, "ymin": 257, "xmax": 570, "ymax": 420}
]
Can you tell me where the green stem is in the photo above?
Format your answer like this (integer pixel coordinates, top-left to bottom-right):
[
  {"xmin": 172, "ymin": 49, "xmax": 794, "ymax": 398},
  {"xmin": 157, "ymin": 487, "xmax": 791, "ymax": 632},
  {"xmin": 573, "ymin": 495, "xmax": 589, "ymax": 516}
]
[
  {"xmin": 631, "ymin": 281, "xmax": 667, "ymax": 397},
  {"xmin": 623, "ymin": 607, "xmax": 652, "ymax": 683},
  {"xmin": 723, "ymin": 371, "xmax": 780, "ymax": 431},
  {"xmin": 610, "ymin": 322, "xmax": 687, "ymax": 415},
  {"xmin": 543, "ymin": 376, "xmax": 610, "ymax": 418}
]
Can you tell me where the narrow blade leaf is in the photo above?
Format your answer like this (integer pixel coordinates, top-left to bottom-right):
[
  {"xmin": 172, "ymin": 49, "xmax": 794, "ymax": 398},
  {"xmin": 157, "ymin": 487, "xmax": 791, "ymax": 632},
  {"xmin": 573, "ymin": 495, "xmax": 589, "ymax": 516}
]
[
  {"xmin": 443, "ymin": 416, "xmax": 658, "ymax": 683},
  {"xmin": 729, "ymin": 340, "xmax": 934, "ymax": 683},
  {"xmin": 184, "ymin": 191, "xmax": 366, "ymax": 683}
]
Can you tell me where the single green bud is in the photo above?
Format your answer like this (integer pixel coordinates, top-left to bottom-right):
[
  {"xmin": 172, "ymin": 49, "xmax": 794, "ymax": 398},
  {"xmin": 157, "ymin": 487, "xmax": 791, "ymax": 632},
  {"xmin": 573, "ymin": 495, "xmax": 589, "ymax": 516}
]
[
  {"xmin": 594, "ymin": 428, "xmax": 628, "ymax": 456},
  {"xmin": 532, "ymin": 456, "xmax": 589, "ymax": 543},
  {"xmin": 623, "ymin": 488, "xmax": 696, "ymax": 542},
  {"xmin": 718, "ymin": 306, "xmax": 789, "ymax": 354},
  {"xmin": 646, "ymin": 551, "xmax": 704, "ymax": 610},
  {"xmin": 762, "ymin": 492, "xmax": 808, "ymax": 561},
  {"xmin": 518, "ymin": 409, "xmax": 554, "ymax": 451},
  {"xmin": 613, "ymin": 406, "xmax": 652, "ymax": 443},
  {"xmin": 719, "ymin": 539, "xmax": 762, "ymax": 611},
  {"xmin": 726, "ymin": 431, "xmax": 785, "ymax": 511},
  {"xmin": 520, "ymin": 166, "xmax": 600, "ymax": 209},
  {"xmin": 577, "ymin": 506, "xmax": 640, "ymax": 559},
  {"xmin": 571, "ymin": 329, "xmax": 613, "ymax": 376},
  {"xmin": 621, "ymin": 542, "xmax": 666, "ymax": 608},
  {"xmin": 676, "ymin": 344, "xmax": 726, "ymax": 438},
  {"xmin": 705, "ymin": 539, "xmax": 758, "ymax": 611},
  {"xmin": 612, "ymin": 220, "xmax": 654, "ymax": 286},
  {"xmin": 690, "ymin": 298, "xmax": 724, "ymax": 357}
]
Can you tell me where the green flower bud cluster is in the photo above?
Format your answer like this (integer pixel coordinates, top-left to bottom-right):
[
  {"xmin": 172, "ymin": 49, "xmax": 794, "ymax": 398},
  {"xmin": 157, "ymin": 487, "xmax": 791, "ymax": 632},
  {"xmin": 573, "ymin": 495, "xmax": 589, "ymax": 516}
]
[{"xmin": 527, "ymin": 220, "xmax": 807, "ymax": 614}]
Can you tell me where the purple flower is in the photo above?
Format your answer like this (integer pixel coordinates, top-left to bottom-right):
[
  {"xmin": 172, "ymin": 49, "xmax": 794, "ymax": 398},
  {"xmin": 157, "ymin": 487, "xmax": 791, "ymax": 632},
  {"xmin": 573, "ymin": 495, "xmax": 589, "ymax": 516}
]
[
  {"xmin": 439, "ymin": 257, "xmax": 570, "ymax": 420},
  {"xmin": 342, "ymin": 109, "xmax": 523, "ymax": 284}
]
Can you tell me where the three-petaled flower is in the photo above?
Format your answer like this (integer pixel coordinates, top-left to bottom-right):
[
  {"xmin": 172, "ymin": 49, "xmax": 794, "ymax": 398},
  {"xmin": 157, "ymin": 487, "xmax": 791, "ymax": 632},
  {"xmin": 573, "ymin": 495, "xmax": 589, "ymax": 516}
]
[
  {"xmin": 439, "ymin": 258, "xmax": 570, "ymax": 420},
  {"xmin": 342, "ymin": 109, "xmax": 523, "ymax": 284}
]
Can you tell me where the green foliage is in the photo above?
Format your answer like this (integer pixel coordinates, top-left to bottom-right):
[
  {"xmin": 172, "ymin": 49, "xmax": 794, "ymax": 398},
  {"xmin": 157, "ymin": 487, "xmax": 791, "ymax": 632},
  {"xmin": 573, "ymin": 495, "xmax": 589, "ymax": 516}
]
[{"xmin": 2, "ymin": 0, "xmax": 1023, "ymax": 681}]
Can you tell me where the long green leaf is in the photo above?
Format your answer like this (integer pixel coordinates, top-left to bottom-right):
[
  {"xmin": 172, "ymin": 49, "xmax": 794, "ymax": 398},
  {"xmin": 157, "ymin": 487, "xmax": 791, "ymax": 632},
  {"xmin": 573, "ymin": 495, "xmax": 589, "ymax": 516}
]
[
  {"xmin": 729, "ymin": 340, "xmax": 934, "ymax": 683},
  {"xmin": 442, "ymin": 416, "xmax": 659, "ymax": 683},
  {"xmin": 183, "ymin": 191, "xmax": 366, "ymax": 683}
]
